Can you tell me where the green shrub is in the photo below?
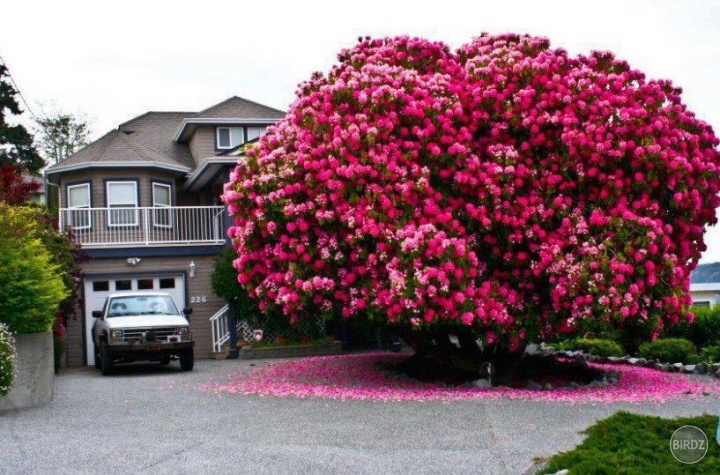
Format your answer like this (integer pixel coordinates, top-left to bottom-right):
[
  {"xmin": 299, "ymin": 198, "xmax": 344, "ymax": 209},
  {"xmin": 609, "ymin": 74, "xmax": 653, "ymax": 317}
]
[
  {"xmin": 540, "ymin": 412, "xmax": 720, "ymax": 473},
  {"xmin": 0, "ymin": 323, "xmax": 16, "ymax": 397},
  {"xmin": 698, "ymin": 345, "xmax": 720, "ymax": 363},
  {"xmin": 638, "ymin": 338, "xmax": 697, "ymax": 364},
  {"xmin": 662, "ymin": 305, "xmax": 720, "ymax": 349},
  {"xmin": 555, "ymin": 338, "xmax": 625, "ymax": 357},
  {"xmin": 0, "ymin": 205, "xmax": 69, "ymax": 334},
  {"xmin": 211, "ymin": 248, "xmax": 261, "ymax": 320}
]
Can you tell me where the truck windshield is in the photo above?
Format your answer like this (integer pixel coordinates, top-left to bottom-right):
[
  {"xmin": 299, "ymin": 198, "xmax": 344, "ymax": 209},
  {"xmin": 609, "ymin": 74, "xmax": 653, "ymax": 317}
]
[{"xmin": 106, "ymin": 295, "xmax": 180, "ymax": 317}]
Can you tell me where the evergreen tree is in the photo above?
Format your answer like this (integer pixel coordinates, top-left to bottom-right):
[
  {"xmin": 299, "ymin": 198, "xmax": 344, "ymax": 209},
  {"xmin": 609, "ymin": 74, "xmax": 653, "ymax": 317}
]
[{"xmin": 0, "ymin": 65, "xmax": 44, "ymax": 174}]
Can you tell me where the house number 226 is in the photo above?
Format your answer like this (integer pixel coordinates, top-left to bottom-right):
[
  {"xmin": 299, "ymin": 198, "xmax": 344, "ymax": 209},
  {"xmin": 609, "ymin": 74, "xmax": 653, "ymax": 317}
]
[{"xmin": 190, "ymin": 296, "xmax": 207, "ymax": 303}]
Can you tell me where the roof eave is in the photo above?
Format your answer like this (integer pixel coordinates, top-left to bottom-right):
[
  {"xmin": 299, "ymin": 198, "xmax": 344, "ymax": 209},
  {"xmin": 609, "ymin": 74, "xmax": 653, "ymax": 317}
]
[
  {"xmin": 45, "ymin": 161, "xmax": 191, "ymax": 176},
  {"xmin": 182, "ymin": 157, "xmax": 239, "ymax": 192}
]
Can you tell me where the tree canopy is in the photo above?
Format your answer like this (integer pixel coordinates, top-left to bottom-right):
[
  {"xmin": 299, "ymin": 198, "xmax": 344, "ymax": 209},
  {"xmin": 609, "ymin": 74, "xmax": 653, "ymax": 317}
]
[
  {"xmin": 35, "ymin": 112, "xmax": 90, "ymax": 165},
  {"xmin": 223, "ymin": 34, "xmax": 720, "ymax": 353}
]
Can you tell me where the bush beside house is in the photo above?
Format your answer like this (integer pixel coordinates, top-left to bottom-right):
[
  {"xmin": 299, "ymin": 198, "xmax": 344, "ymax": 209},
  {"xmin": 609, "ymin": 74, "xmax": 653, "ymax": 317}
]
[{"xmin": 0, "ymin": 203, "xmax": 70, "ymax": 411}]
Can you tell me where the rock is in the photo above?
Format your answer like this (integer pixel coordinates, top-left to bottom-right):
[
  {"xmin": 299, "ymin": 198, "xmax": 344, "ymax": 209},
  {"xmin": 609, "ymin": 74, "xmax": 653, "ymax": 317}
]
[
  {"xmin": 715, "ymin": 369, "xmax": 720, "ymax": 378},
  {"xmin": 653, "ymin": 362, "xmax": 669, "ymax": 372},
  {"xmin": 541, "ymin": 347, "xmax": 556, "ymax": 357},
  {"xmin": 471, "ymin": 378, "xmax": 493, "ymax": 389},
  {"xmin": 672, "ymin": 362, "xmax": 684, "ymax": 372},
  {"xmin": 608, "ymin": 356, "xmax": 621, "ymax": 363},
  {"xmin": 544, "ymin": 383, "xmax": 553, "ymax": 390},
  {"xmin": 621, "ymin": 355, "xmax": 632, "ymax": 361},
  {"xmin": 554, "ymin": 470, "xmax": 569, "ymax": 475},
  {"xmin": 525, "ymin": 343, "xmax": 540, "ymax": 356},
  {"xmin": 586, "ymin": 380, "xmax": 606, "ymax": 388},
  {"xmin": 595, "ymin": 356, "xmax": 608, "ymax": 364},
  {"xmin": 695, "ymin": 363, "xmax": 707, "ymax": 374},
  {"xmin": 683, "ymin": 365, "xmax": 696, "ymax": 374},
  {"xmin": 608, "ymin": 377, "xmax": 618, "ymax": 385},
  {"xmin": 527, "ymin": 380, "xmax": 542, "ymax": 390},
  {"xmin": 585, "ymin": 354, "xmax": 597, "ymax": 362},
  {"xmin": 709, "ymin": 363, "xmax": 720, "ymax": 372},
  {"xmin": 606, "ymin": 370, "xmax": 620, "ymax": 379},
  {"xmin": 566, "ymin": 382, "xmax": 581, "ymax": 389},
  {"xmin": 628, "ymin": 357, "xmax": 646, "ymax": 365}
]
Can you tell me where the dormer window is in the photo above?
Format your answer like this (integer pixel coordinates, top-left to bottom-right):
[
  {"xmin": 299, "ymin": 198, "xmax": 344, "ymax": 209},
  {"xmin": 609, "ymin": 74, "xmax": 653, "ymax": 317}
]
[{"xmin": 216, "ymin": 127, "xmax": 244, "ymax": 149}]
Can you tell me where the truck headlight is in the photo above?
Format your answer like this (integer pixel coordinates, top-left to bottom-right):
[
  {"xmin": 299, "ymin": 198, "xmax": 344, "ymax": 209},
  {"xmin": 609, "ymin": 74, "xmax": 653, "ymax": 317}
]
[
  {"xmin": 178, "ymin": 327, "xmax": 189, "ymax": 336},
  {"xmin": 111, "ymin": 329, "xmax": 124, "ymax": 339}
]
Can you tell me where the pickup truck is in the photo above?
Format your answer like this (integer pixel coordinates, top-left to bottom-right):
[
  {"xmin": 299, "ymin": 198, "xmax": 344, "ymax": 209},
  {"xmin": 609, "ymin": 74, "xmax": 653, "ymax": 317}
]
[{"xmin": 91, "ymin": 292, "xmax": 194, "ymax": 375}]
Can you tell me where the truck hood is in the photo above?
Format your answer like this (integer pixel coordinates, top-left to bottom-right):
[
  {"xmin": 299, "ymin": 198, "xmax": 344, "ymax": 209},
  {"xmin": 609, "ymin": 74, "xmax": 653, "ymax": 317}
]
[{"xmin": 105, "ymin": 315, "xmax": 190, "ymax": 329}]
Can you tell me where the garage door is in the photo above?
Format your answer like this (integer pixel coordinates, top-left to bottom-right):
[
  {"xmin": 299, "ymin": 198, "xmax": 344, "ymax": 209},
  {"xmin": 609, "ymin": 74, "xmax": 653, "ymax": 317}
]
[{"xmin": 83, "ymin": 275, "xmax": 185, "ymax": 366}]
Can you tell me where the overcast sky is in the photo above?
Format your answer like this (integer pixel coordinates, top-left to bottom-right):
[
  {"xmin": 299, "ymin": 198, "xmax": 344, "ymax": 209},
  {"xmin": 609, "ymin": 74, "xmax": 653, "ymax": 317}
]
[{"xmin": 2, "ymin": 0, "xmax": 720, "ymax": 262}]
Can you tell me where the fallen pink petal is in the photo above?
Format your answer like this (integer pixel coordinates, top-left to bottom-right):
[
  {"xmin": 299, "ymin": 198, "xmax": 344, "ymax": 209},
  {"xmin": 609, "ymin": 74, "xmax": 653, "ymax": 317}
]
[{"xmin": 202, "ymin": 353, "xmax": 720, "ymax": 404}]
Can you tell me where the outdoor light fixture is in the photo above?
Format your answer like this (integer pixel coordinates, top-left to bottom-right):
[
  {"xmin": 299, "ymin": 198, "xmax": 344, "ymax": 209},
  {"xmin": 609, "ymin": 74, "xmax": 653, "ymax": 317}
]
[
  {"xmin": 127, "ymin": 257, "xmax": 142, "ymax": 266},
  {"xmin": 189, "ymin": 260, "xmax": 196, "ymax": 278}
]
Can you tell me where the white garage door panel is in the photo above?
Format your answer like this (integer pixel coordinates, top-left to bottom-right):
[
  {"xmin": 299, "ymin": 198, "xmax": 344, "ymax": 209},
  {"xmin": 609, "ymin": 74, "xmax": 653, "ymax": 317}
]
[{"xmin": 84, "ymin": 275, "xmax": 185, "ymax": 366}]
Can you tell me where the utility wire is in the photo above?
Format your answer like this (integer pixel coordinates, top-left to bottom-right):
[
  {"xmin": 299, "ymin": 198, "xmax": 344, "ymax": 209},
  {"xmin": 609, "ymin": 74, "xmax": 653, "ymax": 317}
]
[{"xmin": 0, "ymin": 52, "xmax": 40, "ymax": 122}]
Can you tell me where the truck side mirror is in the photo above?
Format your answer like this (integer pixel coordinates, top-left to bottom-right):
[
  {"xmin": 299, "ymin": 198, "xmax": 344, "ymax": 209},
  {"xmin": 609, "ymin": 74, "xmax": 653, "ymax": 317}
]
[
  {"xmin": 92, "ymin": 310, "xmax": 103, "ymax": 319},
  {"xmin": 183, "ymin": 307, "xmax": 193, "ymax": 319}
]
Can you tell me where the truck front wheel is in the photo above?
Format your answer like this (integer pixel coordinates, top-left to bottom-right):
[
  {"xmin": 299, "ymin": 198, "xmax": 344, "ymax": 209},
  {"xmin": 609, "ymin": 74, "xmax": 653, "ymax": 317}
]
[
  {"xmin": 179, "ymin": 349, "xmax": 194, "ymax": 372},
  {"xmin": 100, "ymin": 344, "xmax": 114, "ymax": 376}
]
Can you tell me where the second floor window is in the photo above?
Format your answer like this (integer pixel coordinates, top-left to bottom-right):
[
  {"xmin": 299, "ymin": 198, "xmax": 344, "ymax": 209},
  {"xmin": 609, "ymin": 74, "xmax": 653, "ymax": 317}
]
[
  {"xmin": 152, "ymin": 182, "xmax": 172, "ymax": 228},
  {"xmin": 67, "ymin": 183, "xmax": 91, "ymax": 229},
  {"xmin": 216, "ymin": 127, "xmax": 244, "ymax": 149},
  {"xmin": 106, "ymin": 181, "xmax": 138, "ymax": 227}
]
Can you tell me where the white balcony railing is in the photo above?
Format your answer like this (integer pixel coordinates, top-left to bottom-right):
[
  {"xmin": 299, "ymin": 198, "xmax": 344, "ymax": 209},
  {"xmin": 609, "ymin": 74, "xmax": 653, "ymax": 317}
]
[{"xmin": 59, "ymin": 206, "xmax": 226, "ymax": 248}]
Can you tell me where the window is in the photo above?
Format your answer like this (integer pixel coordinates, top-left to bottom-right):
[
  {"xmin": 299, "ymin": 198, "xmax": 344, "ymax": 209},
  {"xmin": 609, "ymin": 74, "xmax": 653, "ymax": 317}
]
[
  {"xmin": 115, "ymin": 280, "xmax": 131, "ymax": 291},
  {"xmin": 247, "ymin": 126, "xmax": 267, "ymax": 142},
  {"xmin": 152, "ymin": 182, "xmax": 172, "ymax": 228},
  {"xmin": 106, "ymin": 181, "xmax": 138, "ymax": 226},
  {"xmin": 67, "ymin": 183, "xmax": 91, "ymax": 229},
  {"xmin": 216, "ymin": 127, "xmax": 244, "ymax": 149},
  {"xmin": 159, "ymin": 278, "xmax": 176, "ymax": 289},
  {"xmin": 693, "ymin": 301, "xmax": 711, "ymax": 308},
  {"xmin": 92, "ymin": 281, "xmax": 109, "ymax": 292},
  {"xmin": 137, "ymin": 279, "xmax": 154, "ymax": 290}
]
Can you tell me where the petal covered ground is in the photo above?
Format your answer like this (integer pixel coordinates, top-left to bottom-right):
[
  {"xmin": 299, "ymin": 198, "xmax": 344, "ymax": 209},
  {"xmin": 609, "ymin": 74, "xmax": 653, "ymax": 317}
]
[{"xmin": 202, "ymin": 352, "xmax": 720, "ymax": 403}]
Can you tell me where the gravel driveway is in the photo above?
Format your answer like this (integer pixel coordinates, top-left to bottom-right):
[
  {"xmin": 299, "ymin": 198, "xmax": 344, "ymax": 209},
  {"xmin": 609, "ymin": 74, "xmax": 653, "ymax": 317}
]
[{"xmin": 1, "ymin": 358, "xmax": 717, "ymax": 474}]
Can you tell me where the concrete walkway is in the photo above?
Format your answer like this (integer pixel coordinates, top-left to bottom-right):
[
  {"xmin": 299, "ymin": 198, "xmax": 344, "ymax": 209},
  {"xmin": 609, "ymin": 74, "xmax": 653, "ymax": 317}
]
[{"xmin": 1, "ymin": 359, "xmax": 717, "ymax": 474}]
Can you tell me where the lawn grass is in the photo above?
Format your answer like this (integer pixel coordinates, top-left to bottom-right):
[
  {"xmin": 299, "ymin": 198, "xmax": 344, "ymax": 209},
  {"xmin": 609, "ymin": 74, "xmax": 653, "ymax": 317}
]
[{"xmin": 539, "ymin": 411, "xmax": 719, "ymax": 474}]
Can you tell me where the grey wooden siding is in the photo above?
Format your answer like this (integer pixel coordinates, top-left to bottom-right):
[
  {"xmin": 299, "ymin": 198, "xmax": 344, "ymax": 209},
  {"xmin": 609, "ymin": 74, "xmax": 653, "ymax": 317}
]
[
  {"xmin": 59, "ymin": 168, "xmax": 183, "ymax": 208},
  {"xmin": 66, "ymin": 254, "xmax": 225, "ymax": 367},
  {"xmin": 188, "ymin": 127, "xmax": 216, "ymax": 167}
]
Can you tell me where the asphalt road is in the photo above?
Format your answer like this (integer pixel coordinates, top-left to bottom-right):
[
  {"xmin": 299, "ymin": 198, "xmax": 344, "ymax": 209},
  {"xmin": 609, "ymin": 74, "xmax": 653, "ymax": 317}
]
[{"xmin": 1, "ymin": 359, "xmax": 718, "ymax": 474}]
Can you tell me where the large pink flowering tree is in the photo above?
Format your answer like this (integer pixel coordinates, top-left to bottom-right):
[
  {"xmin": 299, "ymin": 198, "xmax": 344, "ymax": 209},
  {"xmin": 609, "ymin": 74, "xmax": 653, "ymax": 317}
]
[{"xmin": 223, "ymin": 34, "xmax": 720, "ymax": 363}]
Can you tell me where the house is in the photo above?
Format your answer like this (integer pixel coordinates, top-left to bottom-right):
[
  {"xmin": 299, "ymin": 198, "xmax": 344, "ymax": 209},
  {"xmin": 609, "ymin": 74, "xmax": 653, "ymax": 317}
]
[
  {"xmin": 689, "ymin": 283, "xmax": 720, "ymax": 307},
  {"xmin": 45, "ymin": 96, "xmax": 285, "ymax": 367},
  {"xmin": 23, "ymin": 173, "xmax": 45, "ymax": 204}
]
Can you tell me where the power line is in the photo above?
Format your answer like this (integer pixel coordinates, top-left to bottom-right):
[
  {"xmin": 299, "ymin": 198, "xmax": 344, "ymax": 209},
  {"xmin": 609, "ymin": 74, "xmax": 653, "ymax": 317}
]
[{"xmin": 0, "ymin": 52, "xmax": 40, "ymax": 122}]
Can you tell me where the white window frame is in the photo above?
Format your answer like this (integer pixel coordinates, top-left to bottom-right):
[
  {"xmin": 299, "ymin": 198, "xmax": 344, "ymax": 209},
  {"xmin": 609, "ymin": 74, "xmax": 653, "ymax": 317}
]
[
  {"xmin": 67, "ymin": 183, "xmax": 92, "ymax": 230},
  {"xmin": 216, "ymin": 126, "xmax": 244, "ymax": 149},
  {"xmin": 106, "ymin": 181, "xmax": 139, "ymax": 227},
  {"xmin": 152, "ymin": 182, "xmax": 173, "ymax": 229}
]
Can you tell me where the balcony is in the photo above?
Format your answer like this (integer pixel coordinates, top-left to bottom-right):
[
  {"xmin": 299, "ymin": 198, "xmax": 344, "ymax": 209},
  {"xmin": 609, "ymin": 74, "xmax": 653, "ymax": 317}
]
[{"xmin": 59, "ymin": 206, "xmax": 227, "ymax": 248}]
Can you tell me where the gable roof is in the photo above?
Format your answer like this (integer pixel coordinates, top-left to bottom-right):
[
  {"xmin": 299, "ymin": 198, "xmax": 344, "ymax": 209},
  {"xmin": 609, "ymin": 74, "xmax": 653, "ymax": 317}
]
[
  {"xmin": 45, "ymin": 96, "xmax": 285, "ymax": 175},
  {"xmin": 193, "ymin": 96, "xmax": 285, "ymax": 119}
]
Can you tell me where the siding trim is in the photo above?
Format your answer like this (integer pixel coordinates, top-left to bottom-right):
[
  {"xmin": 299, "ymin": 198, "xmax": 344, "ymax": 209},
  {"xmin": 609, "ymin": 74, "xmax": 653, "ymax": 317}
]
[{"xmin": 85, "ymin": 245, "xmax": 223, "ymax": 259}]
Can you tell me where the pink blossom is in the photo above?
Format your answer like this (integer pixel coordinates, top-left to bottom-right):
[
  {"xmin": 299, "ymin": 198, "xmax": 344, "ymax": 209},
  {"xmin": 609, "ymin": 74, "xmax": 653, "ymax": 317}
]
[{"xmin": 202, "ymin": 353, "xmax": 720, "ymax": 404}]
